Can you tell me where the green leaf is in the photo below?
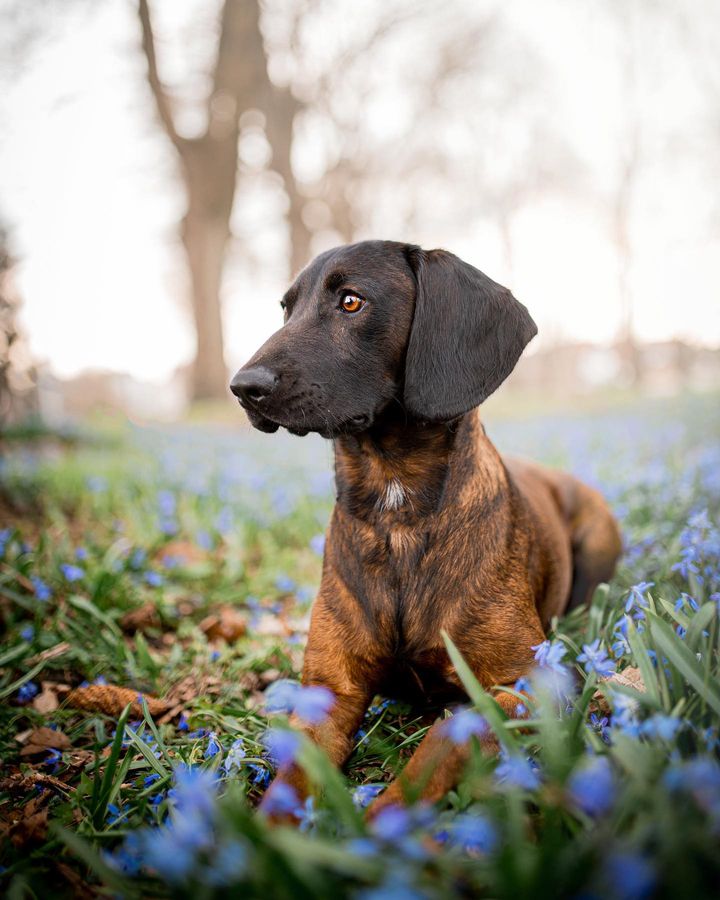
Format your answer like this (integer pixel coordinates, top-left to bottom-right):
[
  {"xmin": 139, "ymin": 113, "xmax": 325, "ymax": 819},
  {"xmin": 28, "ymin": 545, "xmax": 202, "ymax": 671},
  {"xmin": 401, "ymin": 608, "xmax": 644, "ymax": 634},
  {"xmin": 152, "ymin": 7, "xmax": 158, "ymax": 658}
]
[
  {"xmin": 649, "ymin": 616, "xmax": 720, "ymax": 716},
  {"xmin": 442, "ymin": 630, "xmax": 518, "ymax": 751},
  {"xmin": 91, "ymin": 702, "xmax": 132, "ymax": 828}
]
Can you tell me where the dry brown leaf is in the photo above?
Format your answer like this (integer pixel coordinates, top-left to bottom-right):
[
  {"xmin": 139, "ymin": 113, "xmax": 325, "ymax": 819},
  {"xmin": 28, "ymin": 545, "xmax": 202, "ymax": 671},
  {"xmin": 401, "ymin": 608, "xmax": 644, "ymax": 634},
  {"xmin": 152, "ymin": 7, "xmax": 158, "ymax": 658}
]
[
  {"xmin": 4, "ymin": 802, "xmax": 49, "ymax": 848},
  {"xmin": 17, "ymin": 726, "xmax": 72, "ymax": 758},
  {"xmin": 66, "ymin": 684, "xmax": 169, "ymax": 718},
  {"xmin": 158, "ymin": 540, "xmax": 209, "ymax": 565},
  {"xmin": 33, "ymin": 684, "xmax": 59, "ymax": 714},
  {"xmin": 593, "ymin": 666, "xmax": 646, "ymax": 716},
  {"xmin": 200, "ymin": 606, "xmax": 247, "ymax": 642},
  {"xmin": 120, "ymin": 601, "xmax": 161, "ymax": 633}
]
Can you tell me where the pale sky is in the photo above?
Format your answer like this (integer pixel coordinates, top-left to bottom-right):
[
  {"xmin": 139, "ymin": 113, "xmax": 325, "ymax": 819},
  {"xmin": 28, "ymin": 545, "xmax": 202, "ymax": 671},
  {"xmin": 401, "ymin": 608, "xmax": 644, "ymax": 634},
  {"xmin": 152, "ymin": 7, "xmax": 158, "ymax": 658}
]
[{"xmin": 1, "ymin": 0, "xmax": 718, "ymax": 384}]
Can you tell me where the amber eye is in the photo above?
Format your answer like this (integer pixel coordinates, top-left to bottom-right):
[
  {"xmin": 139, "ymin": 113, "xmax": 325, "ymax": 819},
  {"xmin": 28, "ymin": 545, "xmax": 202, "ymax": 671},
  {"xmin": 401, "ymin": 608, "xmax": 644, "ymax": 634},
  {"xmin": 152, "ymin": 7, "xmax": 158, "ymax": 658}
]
[{"xmin": 340, "ymin": 293, "xmax": 365, "ymax": 313}]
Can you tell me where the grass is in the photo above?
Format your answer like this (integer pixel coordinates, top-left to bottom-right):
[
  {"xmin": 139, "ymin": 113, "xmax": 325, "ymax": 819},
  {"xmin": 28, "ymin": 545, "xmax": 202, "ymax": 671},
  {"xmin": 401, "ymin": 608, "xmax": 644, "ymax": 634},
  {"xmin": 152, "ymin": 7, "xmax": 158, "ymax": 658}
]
[{"xmin": 0, "ymin": 391, "xmax": 719, "ymax": 898}]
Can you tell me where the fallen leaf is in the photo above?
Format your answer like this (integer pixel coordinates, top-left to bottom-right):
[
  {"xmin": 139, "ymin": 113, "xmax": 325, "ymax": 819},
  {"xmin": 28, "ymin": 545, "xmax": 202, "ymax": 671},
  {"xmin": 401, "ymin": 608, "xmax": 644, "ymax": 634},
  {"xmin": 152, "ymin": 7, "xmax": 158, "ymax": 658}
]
[
  {"xmin": 158, "ymin": 540, "xmax": 208, "ymax": 565},
  {"xmin": 121, "ymin": 601, "xmax": 161, "ymax": 633},
  {"xmin": 593, "ymin": 666, "xmax": 646, "ymax": 716},
  {"xmin": 33, "ymin": 684, "xmax": 59, "ymax": 714},
  {"xmin": 200, "ymin": 606, "xmax": 247, "ymax": 642},
  {"xmin": 17, "ymin": 726, "xmax": 72, "ymax": 757}
]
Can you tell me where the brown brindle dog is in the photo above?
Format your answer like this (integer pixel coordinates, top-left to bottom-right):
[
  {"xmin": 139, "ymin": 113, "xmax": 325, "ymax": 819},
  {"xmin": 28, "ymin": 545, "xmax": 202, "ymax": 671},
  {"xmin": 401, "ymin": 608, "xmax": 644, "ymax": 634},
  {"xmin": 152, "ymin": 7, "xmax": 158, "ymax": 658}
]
[{"xmin": 230, "ymin": 240, "xmax": 622, "ymax": 819}]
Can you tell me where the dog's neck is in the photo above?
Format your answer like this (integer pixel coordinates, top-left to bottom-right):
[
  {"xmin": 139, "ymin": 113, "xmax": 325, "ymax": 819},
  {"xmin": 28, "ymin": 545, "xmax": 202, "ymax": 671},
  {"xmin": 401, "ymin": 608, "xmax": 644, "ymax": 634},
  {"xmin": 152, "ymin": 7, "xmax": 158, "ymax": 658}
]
[{"xmin": 333, "ymin": 409, "xmax": 501, "ymax": 527}]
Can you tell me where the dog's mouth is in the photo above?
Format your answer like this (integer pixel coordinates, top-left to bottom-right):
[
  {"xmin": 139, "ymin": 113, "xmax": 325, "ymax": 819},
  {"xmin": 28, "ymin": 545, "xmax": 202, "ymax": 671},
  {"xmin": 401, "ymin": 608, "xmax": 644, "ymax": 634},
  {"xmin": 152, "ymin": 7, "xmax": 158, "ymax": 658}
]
[{"xmin": 237, "ymin": 398, "xmax": 370, "ymax": 439}]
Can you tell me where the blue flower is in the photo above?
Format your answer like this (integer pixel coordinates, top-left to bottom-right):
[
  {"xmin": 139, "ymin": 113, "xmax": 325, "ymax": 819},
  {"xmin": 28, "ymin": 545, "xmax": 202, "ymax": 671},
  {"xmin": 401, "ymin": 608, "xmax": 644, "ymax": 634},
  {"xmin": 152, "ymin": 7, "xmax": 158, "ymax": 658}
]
[
  {"xmin": 17, "ymin": 681, "xmax": 39, "ymax": 704},
  {"xmin": 577, "ymin": 639, "xmax": 616, "ymax": 678},
  {"xmin": 204, "ymin": 731, "xmax": 222, "ymax": 758},
  {"xmin": 264, "ymin": 679, "xmax": 300, "ymax": 714},
  {"xmin": 640, "ymin": 714, "xmax": 682, "ymax": 741},
  {"xmin": 531, "ymin": 639, "xmax": 568, "ymax": 673},
  {"xmin": 144, "ymin": 773, "xmax": 161, "ymax": 789},
  {"xmin": 75, "ymin": 547, "xmax": 89, "ymax": 561},
  {"xmin": 275, "ymin": 574, "xmax": 295, "ymax": 593},
  {"xmin": 144, "ymin": 571, "xmax": 163, "ymax": 587},
  {"xmin": 31, "ymin": 576, "xmax": 51, "ymax": 601},
  {"xmin": 263, "ymin": 729, "xmax": 301, "ymax": 767},
  {"xmin": 495, "ymin": 755, "xmax": 540, "ymax": 790},
  {"xmin": 442, "ymin": 709, "xmax": 488, "ymax": 744},
  {"xmin": 294, "ymin": 685, "xmax": 335, "ymax": 725},
  {"xmin": 86, "ymin": 476, "xmax": 108, "ymax": 493},
  {"xmin": 353, "ymin": 784, "xmax": 385, "ymax": 808},
  {"xmin": 371, "ymin": 805, "xmax": 412, "ymax": 841},
  {"xmin": 60, "ymin": 563, "xmax": 84, "ymax": 582},
  {"xmin": 604, "ymin": 851, "xmax": 655, "ymax": 900},
  {"xmin": 624, "ymin": 582, "xmax": 654, "ymax": 616},
  {"xmin": 177, "ymin": 712, "xmax": 189, "ymax": 732},
  {"xmin": 20, "ymin": 624, "xmax": 34, "ymax": 642},
  {"xmin": 262, "ymin": 782, "xmax": 301, "ymax": 817},
  {"xmin": 203, "ymin": 838, "xmax": 248, "ymax": 886},
  {"xmin": 224, "ymin": 739, "xmax": 247, "ymax": 774},
  {"xmin": 310, "ymin": 533, "xmax": 325, "ymax": 556},
  {"xmin": 443, "ymin": 812, "xmax": 497, "ymax": 854},
  {"xmin": 568, "ymin": 756, "xmax": 615, "ymax": 817}
]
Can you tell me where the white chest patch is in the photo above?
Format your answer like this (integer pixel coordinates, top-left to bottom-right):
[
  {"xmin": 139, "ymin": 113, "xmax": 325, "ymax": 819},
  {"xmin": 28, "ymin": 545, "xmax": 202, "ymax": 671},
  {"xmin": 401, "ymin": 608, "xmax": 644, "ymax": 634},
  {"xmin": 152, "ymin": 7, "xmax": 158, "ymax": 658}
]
[{"xmin": 380, "ymin": 478, "xmax": 406, "ymax": 511}]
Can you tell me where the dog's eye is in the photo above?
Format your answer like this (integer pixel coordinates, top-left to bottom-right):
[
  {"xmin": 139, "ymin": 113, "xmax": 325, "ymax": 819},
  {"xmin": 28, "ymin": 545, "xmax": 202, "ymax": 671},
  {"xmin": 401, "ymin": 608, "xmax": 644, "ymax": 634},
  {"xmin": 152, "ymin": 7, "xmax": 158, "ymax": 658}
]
[{"xmin": 340, "ymin": 293, "xmax": 365, "ymax": 314}]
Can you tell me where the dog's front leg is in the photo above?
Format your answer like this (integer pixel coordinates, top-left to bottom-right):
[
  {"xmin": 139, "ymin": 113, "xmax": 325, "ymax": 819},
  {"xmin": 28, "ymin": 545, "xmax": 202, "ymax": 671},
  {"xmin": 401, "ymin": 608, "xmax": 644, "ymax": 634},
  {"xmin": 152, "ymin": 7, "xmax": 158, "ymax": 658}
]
[
  {"xmin": 259, "ymin": 599, "xmax": 376, "ymax": 822},
  {"xmin": 366, "ymin": 688, "xmax": 528, "ymax": 819}
]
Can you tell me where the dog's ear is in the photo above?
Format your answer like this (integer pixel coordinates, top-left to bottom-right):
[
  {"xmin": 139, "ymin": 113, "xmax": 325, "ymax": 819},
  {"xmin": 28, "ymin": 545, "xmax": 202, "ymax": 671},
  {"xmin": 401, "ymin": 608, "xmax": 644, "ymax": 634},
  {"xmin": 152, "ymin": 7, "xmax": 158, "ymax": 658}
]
[{"xmin": 403, "ymin": 248, "xmax": 537, "ymax": 422}]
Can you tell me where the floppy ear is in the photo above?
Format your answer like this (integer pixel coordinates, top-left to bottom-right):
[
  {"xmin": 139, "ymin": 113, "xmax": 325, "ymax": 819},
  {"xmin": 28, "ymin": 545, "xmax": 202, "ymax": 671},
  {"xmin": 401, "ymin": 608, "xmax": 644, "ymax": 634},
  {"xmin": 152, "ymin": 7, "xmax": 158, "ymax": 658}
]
[{"xmin": 403, "ymin": 248, "xmax": 537, "ymax": 422}]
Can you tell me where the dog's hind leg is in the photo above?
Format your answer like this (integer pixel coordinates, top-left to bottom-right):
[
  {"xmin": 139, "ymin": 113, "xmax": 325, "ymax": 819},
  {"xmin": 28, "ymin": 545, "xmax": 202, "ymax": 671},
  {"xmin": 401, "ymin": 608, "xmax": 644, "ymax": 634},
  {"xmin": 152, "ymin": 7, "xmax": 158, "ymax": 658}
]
[{"xmin": 565, "ymin": 480, "xmax": 623, "ymax": 612}]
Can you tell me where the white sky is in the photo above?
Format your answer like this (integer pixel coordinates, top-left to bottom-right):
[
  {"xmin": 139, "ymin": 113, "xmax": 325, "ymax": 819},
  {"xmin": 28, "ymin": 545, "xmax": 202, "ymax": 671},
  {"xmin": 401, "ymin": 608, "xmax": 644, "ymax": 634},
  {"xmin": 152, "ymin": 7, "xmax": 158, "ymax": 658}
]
[{"xmin": 1, "ymin": 0, "xmax": 719, "ymax": 384}]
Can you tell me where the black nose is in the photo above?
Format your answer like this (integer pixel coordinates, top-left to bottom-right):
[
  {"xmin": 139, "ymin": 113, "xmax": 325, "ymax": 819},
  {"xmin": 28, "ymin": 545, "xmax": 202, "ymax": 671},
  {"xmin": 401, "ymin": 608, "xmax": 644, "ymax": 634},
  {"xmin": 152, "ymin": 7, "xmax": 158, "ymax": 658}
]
[{"xmin": 230, "ymin": 366, "xmax": 278, "ymax": 404}]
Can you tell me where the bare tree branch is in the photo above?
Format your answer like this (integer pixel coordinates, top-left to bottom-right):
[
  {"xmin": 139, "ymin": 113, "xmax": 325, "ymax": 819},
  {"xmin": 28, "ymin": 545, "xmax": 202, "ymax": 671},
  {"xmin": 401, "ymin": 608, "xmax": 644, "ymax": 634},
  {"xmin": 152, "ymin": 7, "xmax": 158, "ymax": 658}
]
[{"xmin": 137, "ymin": 0, "xmax": 183, "ymax": 152}]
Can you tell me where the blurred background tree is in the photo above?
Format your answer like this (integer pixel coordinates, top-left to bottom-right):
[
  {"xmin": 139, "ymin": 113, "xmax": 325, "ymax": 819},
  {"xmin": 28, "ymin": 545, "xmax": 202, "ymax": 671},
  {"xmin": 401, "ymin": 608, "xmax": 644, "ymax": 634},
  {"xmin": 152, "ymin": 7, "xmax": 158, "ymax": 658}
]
[{"xmin": 0, "ymin": 222, "xmax": 38, "ymax": 427}]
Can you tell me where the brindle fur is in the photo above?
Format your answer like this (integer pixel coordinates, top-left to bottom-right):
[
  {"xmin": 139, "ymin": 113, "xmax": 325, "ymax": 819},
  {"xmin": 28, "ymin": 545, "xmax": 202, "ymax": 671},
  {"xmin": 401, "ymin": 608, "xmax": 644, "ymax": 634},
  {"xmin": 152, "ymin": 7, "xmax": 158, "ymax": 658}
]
[{"xmin": 230, "ymin": 240, "xmax": 622, "ymax": 819}]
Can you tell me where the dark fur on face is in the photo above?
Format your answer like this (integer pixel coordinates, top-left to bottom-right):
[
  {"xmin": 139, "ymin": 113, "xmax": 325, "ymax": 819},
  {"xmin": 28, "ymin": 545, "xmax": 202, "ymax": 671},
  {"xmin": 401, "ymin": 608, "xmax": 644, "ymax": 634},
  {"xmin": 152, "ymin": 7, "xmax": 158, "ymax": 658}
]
[{"xmin": 231, "ymin": 240, "xmax": 537, "ymax": 438}]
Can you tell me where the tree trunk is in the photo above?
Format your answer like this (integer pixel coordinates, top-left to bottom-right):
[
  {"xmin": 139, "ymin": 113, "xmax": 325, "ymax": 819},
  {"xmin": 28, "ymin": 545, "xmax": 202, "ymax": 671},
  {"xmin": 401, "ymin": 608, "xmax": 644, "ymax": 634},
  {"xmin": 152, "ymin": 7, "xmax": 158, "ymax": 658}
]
[{"xmin": 181, "ymin": 209, "xmax": 229, "ymax": 400}]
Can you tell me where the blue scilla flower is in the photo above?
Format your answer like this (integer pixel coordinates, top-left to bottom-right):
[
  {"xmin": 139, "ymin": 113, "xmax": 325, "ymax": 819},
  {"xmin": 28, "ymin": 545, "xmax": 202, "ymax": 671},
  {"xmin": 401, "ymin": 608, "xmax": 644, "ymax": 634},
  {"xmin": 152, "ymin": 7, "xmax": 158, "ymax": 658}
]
[
  {"xmin": 31, "ymin": 576, "xmax": 51, "ymax": 601},
  {"xmin": 310, "ymin": 533, "xmax": 325, "ymax": 556},
  {"xmin": 20, "ymin": 624, "xmax": 34, "ymax": 642},
  {"xmin": 275, "ymin": 574, "xmax": 295, "ymax": 593},
  {"xmin": 171, "ymin": 765, "xmax": 219, "ymax": 821},
  {"xmin": 262, "ymin": 782, "xmax": 301, "ymax": 818},
  {"xmin": 157, "ymin": 490, "xmax": 176, "ymax": 517},
  {"xmin": 531, "ymin": 639, "xmax": 568, "ymax": 673},
  {"xmin": 356, "ymin": 872, "xmax": 427, "ymax": 900},
  {"xmin": 495, "ymin": 754, "xmax": 540, "ymax": 790},
  {"xmin": 86, "ymin": 475, "xmax": 108, "ymax": 493},
  {"xmin": 0, "ymin": 528, "xmax": 11, "ymax": 555},
  {"xmin": 177, "ymin": 712, "xmax": 189, "ymax": 732},
  {"xmin": 204, "ymin": 731, "xmax": 222, "ymax": 758},
  {"xmin": 444, "ymin": 812, "xmax": 498, "ymax": 854},
  {"xmin": 17, "ymin": 681, "xmax": 39, "ymax": 704},
  {"xmin": 357, "ymin": 872, "xmax": 427, "ymax": 900},
  {"xmin": 202, "ymin": 838, "xmax": 248, "ymax": 887},
  {"xmin": 60, "ymin": 563, "xmax": 84, "ymax": 582},
  {"xmin": 264, "ymin": 679, "xmax": 300, "ymax": 714},
  {"xmin": 294, "ymin": 685, "xmax": 335, "ymax": 725},
  {"xmin": 263, "ymin": 728, "xmax": 301, "ymax": 768},
  {"xmin": 371, "ymin": 805, "xmax": 412, "ymax": 842},
  {"xmin": 640, "ymin": 714, "xmax": 682, "ymax": 741},
  {"xmin": 353, "ymin": 784, "xmax": 385, "ymax": 808},
  {"xmin": 568, "ymin": 755, "xmax": 615, "ymax": 817},
  {"xmin": 442, "ymin": 709, "xmax": 488, "ymax": 744},
  {"xmin": 604, "ymin": 851, "xmax": 655, "ymax": 900},
  {"xmin": 129, "ymin": 548, "xmax": 147, "ymax": 570},
  {"xmin": 144, "ymin": 773, "xmax": 161, "ymax": 789},
  {"xmin": 223, "ymin": 739, "xmax": 247, "ymax": 774},
  {"xmin": 577, "ymin": 639, "xmax": 616, "ymax": 678},
  {"xmin": 624, "ymin": 581, "xmax": 654, "ymax": 617},
  {"xmin": 249, "ymin": 764, "xmax": 271, "ymax": 787},
  {"xmin": 144, "ymin": 571, "xmax": 163, "ymax": 587}
]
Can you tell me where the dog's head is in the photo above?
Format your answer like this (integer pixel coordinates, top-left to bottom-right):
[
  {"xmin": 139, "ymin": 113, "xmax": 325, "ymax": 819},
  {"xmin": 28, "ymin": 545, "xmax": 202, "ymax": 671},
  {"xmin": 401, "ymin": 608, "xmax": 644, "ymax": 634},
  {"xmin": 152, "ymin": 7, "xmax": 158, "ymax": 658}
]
[{"xmin": 230, "ymin": 240, "xmax": 537, "ymax": 437}]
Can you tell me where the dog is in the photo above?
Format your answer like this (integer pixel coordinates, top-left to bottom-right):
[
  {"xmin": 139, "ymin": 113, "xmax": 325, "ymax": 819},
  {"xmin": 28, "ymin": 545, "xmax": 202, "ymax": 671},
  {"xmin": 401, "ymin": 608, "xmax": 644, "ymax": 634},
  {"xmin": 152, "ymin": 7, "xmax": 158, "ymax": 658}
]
[{"xmin": 230, "ymin": 240, "xmax": 622, "ymax": 819}]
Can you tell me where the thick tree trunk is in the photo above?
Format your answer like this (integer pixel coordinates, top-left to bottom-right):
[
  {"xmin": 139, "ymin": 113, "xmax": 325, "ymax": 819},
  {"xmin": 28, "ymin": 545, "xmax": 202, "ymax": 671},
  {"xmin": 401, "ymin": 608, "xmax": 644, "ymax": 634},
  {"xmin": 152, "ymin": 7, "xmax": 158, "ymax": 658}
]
[{"xmin": 181, "ymin": 210, "xmax": 229, "ymax": 400}]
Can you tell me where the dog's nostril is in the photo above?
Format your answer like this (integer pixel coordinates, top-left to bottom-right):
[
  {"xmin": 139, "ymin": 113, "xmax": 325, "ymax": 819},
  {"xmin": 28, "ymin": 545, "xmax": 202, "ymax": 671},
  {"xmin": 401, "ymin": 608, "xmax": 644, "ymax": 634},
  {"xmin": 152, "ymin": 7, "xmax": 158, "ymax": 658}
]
[{"xmin": 229, "ymin": 367, "xmax": 279, "ymax": 404}]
